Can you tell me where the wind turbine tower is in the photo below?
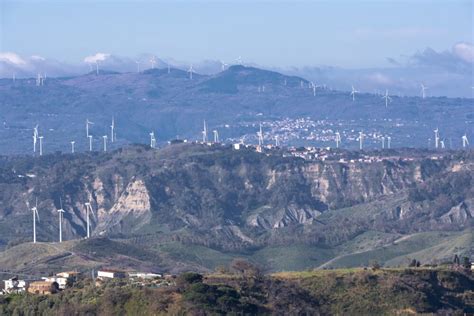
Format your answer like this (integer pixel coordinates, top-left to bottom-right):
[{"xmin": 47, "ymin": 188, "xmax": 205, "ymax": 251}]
[
  {"xmin": 136, "ymin": 60, "xmax": 141, "ymax": 73},
  {"xmin": 110, "ymin": 117, "xmax": 115, "ymax": 142},
  {"xmin": 38, "ymin": 136, "xmax": 44, "ymax": 156},
  {"xmin": 202, "ymin": 121, "xmax": 208, "ymax": 143},
  {"xmin": 381, "ymin": 136, "xmax": 385, "ymax": 149},
  {"xmin": 462, "ymin": 134, "xmax": 469, "ymax": 148},
  {"xmin": 28, "ymin": 199, "xmax": 40, "ymax": 243},
  {"xmin": 351, "ymin": 85, "xmax": 359, "ymax": 101},
  {"xmin": 213, "ymin": 130, "xmax": 219, "ymax": 143},
  {"xmin": 88, "ymin": 135, "xmax": 93, "ymax": 151},
  {"xmin": 102, "ymin": 135, "xmax": 108, "ymax": 152},
  {"xmin": 188, "ymin": 65, "xmax": 194, "ymax": 79},
  {"xmin": 258, "ymin": 123, "xmax": 264, "ymax": 146},
  {"xmin": 434, "ymin": 128, "xmax": 439, "ymax": 149},
  {"xmin": 421, "ymin": 84, "xmax": 428, "ymax": 99},
  {"xmin": 71, "ymin": 141, "xmax": 75, "ymax": 153},
  {"xmin": 84, "ymin": 202, "xmax": 95, "ymax": 239},
  {"xmin": 150, "ymin": 56, "xmax": 156, "ymax": 69},
  {"xmin": 387, "ymin": 136, "xmax": 391, "ymax": 149},
  {"xmin": 358, "ymin": 132, "xmax": 364, "ymax": 150},
  {"xmin": 335, "ymin": 131, "xmax": 341, "ymax": 148},
  {"xmin": 149, "ymin": 131, "xmax": 156, "ymax": 148},
  {"xmin": 57, "ymin": 199, "xmax": 65, "ymax": 243},
  {"xmin": 382, "ymin": 90, "xmax": 392, "ymax": 108},
  {"xmin": 33, "ymin": 125, "xmax": 39, "ymax": 153}
]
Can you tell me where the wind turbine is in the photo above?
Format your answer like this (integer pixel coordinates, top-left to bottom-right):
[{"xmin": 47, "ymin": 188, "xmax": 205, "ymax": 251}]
[
  {"xmin": 57, "ymin": 198, "xmax": 65, "ymax": 243},
  {"xmin": 236, "ymin": 56, "xmax": 243, "ymax": 65},
  {"xmin": 381, "ymin": 136, "xmax": 385, "ymax": 149},
  {"xmin": 33, "ymin": 125, "xmax": 39, "ymax": 153},
  {"xmin": 88, "ymin": 135, "xmax": 93, "ymax": 151},
  {"xmin": 149, "ymin": 131, "xmax": 156, "ymax": 148},
  {"xmin": 150, "ymin": 56, "xmax": 156, "ymax": 69},
  {"xmin": 434, "ymin": 128, "xmax": 439, "ymax": 149},
  {"xmin": 257, "ymin": 123, "xmax": 264, "ymax": 146},
  {"xmin": 358, "ymin": 132, "xmax": 364, "ymax": 150},
  {"xmin": 311, "ymin": 82, "xmax": 317, "ymax": 96},
  {"xmin": 213, "ymin": 130, "xmax": 219, "ymax": 143},
  {"xmin": 220, "ymin": 61, "xmax": 228, "ymax": 71},
  {"xmin": 38, "ymin": 136, "xmax": 44, "ymax": 156},
  {"xmin": 110, "ymin": 117, "xmax": 115, "ymax": 142},
  {"xmin": 421, "ymin": 84, "xmax": 428, "ymax": 99},
  {"xmin": 350, "ymin": 85, "xmax": 359, "ymax": 101},
  {"xmin": 102, "ymin": 135, "xmax": 107, "ymax": 152},
  {"xmin": 84, "ymin": 202, "xmax": 95, "ymax": 239},
  {"xmin": 462, "ymin": 134, "xmax": 469, "ymax": 148},
  {"xmin": 387, "ymin": 136, "xmax": 391, "ymax": 149},
  {"xmin": 275, "ymin": 135, "xmax": 280, "ymax": 147},
  {"xmin": 188, "ymin": 65, "xmax": 194, "ymax": 79},
  {"xmin": 382, "ymin": 90, "xmax": 392, "ymax": 108},
  {"xmin": 27, "ymin": 199, "xmax": 40, "ymax": 243},
  {"xmin": 71, "ymin": 141, "xmax": 75, "ymax": 153},
  {"xmin": 440, "ymin": 139, "xmax": 445, "ymax": 149},
  {"xmin": 86, "ymin": 119, "xmax": 94, "ymax": 138},
  {"xmin": 335, "ymin": 131, "xmax": 341, "ymax": 148},
  {"xmin": 202, "ymin": 120, "xmax": 208, "ymax": 143},
  {"xmin": 136, "ymin": 60, "xmax": 141, "ymax": 73}
]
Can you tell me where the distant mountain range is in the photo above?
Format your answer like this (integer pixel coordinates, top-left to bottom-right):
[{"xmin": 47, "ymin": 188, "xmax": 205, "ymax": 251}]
[
  {"xmin": 1, "ymin": 42, "xmax": 473, "ymax": 98},
  {"xmin": 0, "ymin": 65, "xmax": 472, "ymax": 155}
]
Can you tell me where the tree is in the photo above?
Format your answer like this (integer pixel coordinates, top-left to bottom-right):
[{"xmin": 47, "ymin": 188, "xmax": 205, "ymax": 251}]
[
  {"xmin": 462, "ymin": 257, "xmax": 471, "ymax": 269},
  {"xmin": 409, "ymin": 259, "xmax": 417, "ymax": 267},
  {"xmin": 230, "ymin": 258, "xmax": 262, "ymax": 279},
  {"xmin": 453, "ymin": 254, "xmax": 460, "ymax": 265}
]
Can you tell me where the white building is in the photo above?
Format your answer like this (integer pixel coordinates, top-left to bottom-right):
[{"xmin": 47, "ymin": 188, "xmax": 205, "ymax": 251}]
[
  {"xmin": 97, "ymin": 269, "xmax": 127, "ymax": 279},
  {"xmin": 42, "ymin": 276, "xmax": 68, "ymax": 290},
  {"xmin": 4, "ymin": 277, "xmax": 27, "ymax": 294},
  {"xmin": 128, "ymin": 272, "xmax": 162, "ymax": 279}
]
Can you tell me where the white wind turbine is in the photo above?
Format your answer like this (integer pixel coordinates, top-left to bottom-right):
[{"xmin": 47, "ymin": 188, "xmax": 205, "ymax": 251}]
[
  {"xmin": 213, "ymin": 130, "xmax": 219, "ymax": 143},
  {"xmin": 33, "ymin": 125, "xmax": 39, "ymax": 153},
  {"xmin": 220, "ymin": 61, "xmax": 228, "ymax": 71},
  {"xmin": 440, "ymin": 139, "xmax": 445, "ymax": 149},
  {"xmin": 57, "ymin": 198, "xmax": 65, "ymax": 243},
  {"xmin": 335, "ymin": 131, "xmax": 341, "ymax": 148},
  {"xmin": 86, "ymin": 119, "xmax": 94, "ymax": 138},
  {"xmin": 27, "ymin": 199, "xmax": 40, "ymax": 243},
  {"xmin": 102, "ymin": 135, "xmax": 108, "ymax": 151},
  {"xmin": 188, "ymin": 65, "xmax": 194, "ymax": 80},
  {"xmin": 358, "ymin": 132, "xmax": 364, "ymax": 150},
  {"xmin": 235, "ymin": 56, "xmax": 243, "ymax": 65},
  {"xmin": 110, "ymin": 117, "xmax": 115, "ymax": 142},
  {"xmin": 462, "ymin": 134, "xmax": 469, "ymax": 148},
  {"xmin": 257, "ymin": 123, "xmax": 264, "ymax": 146},
  {"xmin": 38, "ymin": 136, "xmax": 44, "ymax": 156},
  {"xmin": 71, "ymin": 141, "xmax": 75, "ymax": 153},
  {"xmin": 381, "ymin": 136, "xmax": 385, "ymax": 149},
  {"xmin": 311, "ymin": 82, "xmax": 317, "ymax": 96},
  {"xmin": 421, "ymin": 84, "xmax": 428, "ymax": 99},
  {"xmin": 150, "ymin": 56, "xmax": 156, "ymax": 69},
  {"xmin": 350, "ymin": 85, "xmax": 359, "ymax": 101},
  {"xmin": 149, "ymin": 131, "xmax": 156, "ymax": 148},
  {"xmin": 136, "ymin": 60, "xmax": 141, "ymax": 73},
  {"xmin": 84, "ymin": 202, "xmax": 95, "ymax": 239},
  {"xmin": 387, "ymin": 136, "xmax": 391, "ymax": 149},
  {"xmin": 382, "ymin": 90, "xmax": 392, "ymax": 108},
  {"xmin": 434, "ymin": 128, "xmax": 439, "ymax": 149},
  {"xmin": 275, "ymin": 135, "xmax": 280, "ymax": 147},
  {"xmin": 88, "ymin": 135, "xmax": 93, "ymax": 151},
  {"xmin": 202, "ymin": 120, "xmax": 208, "ymax": 143}
]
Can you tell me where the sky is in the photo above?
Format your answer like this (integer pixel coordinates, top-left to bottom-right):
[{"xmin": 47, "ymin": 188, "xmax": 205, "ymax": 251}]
[{"xmin": 0, "ymin": 0, "xmax": 472, "ymax": 68}]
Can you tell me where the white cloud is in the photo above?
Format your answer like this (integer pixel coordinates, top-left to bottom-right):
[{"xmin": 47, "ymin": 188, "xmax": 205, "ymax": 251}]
[
  {"xmin": 0, "ymin": 52, "xmax": 27, "ymax": 65},
  {"xmin": 452, "ymin": 42, "xmax": 474, "ymax": 63},
  {"xmin": 30, "ymin": 55, "xmax": 46, "ymax": 61},
  {"xmin": 84, "ymin": 53, "xmax": 110, "ymax": 63}
]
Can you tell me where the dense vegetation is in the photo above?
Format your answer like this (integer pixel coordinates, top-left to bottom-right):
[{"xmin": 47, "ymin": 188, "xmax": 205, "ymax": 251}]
[{"xmin": 1, "ymin": 267, "xmax": 473, "ymax": 315}]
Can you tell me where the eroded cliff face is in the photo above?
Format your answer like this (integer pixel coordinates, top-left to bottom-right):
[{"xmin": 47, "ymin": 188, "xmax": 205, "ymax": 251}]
[{"xmin": 0, "ymin": 145, "xmax": 470, "ymax": 247}]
